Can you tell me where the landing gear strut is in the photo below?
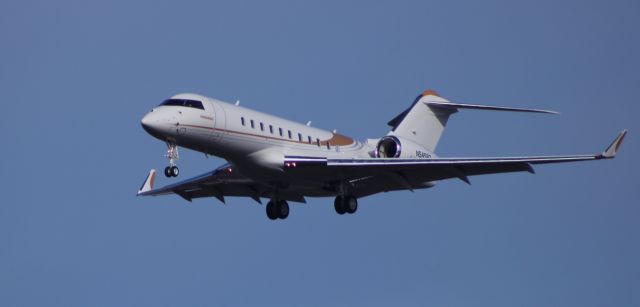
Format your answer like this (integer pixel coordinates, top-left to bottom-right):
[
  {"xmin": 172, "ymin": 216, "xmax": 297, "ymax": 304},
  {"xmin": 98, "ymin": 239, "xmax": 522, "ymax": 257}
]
[
  {"xmin": 164, "ymin": 142, "xmax": 179, "ymax": 177},
  {"xmin": 266, "ymin": 199, "xmax": 289, "ymax": 220},
  {"xmin": 334, "ymin": 195, "xmax": 358, "ymax": 215}
]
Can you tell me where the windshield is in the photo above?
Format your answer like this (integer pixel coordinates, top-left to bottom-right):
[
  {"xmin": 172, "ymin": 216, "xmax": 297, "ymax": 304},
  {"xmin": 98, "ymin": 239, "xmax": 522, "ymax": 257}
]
[{"xmin": 160, "ymin": 99, "xmax": 204, "ymax": 110}]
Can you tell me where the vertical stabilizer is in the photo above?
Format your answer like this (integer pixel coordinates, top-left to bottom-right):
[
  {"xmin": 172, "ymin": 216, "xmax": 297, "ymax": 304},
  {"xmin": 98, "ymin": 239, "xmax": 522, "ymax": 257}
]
[
  {"xmin": 386, "ymin": 89, "xmax": 559, "ymax": 153},
  {"xmin": 387, "ymin": 90, "xmax": 455, "ymax": 152}
]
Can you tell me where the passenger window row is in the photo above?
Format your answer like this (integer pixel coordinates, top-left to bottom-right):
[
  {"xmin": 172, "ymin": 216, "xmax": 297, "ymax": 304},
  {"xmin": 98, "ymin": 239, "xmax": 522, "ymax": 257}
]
[{"xmin": 240, "ymin": 116, "xmax": 329, "ymax": 148}]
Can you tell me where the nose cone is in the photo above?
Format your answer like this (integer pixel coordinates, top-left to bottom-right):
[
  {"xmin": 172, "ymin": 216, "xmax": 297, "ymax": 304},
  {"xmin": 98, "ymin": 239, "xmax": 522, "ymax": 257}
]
[
  {"xmin": 141, "ymin": 110, "xmax": 165, "ymax": 138},
  {"xmin": 141, "ymin": 112, "xmax": 154, "ymax": 131}
]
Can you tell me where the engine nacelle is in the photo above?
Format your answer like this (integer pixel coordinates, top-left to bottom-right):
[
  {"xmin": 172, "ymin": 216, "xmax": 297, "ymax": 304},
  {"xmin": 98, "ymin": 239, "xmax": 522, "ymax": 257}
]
[{"xmin": 374, "ymin": 135, "xmax": 434, "ymax": 159}]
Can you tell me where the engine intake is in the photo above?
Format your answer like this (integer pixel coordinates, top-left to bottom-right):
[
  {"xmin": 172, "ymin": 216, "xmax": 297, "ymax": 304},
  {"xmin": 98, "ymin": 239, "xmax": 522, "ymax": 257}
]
[{"xmin": 375, "ymin": 136, "xmax": 401, "ymax": 158}]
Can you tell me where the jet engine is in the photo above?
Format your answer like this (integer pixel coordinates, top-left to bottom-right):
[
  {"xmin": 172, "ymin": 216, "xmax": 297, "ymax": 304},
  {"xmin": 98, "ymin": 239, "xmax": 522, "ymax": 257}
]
[
  {"xmin": 375, "ymin": 136, "xmax": 402, "ymax": 158},
  {"xmin": 374, "ymin": 135, "xmax": 434, "ymax": 159}
]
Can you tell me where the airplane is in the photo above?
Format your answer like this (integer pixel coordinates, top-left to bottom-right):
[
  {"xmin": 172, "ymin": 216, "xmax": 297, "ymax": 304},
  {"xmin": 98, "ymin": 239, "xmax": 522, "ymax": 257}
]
[{"xmin": 137, "ymin": 89, "xmax": 627, "ymax": 220}]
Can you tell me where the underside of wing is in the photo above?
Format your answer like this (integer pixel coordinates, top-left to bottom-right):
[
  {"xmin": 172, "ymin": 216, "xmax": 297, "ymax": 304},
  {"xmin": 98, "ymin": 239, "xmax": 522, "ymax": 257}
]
[{"xmin": 137, "ymin": 163, "xmax": 306, "ymax": 204}]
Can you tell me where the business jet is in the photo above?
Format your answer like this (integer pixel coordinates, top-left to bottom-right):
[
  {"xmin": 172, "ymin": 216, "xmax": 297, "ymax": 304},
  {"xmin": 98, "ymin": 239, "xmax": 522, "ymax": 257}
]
[{"xmin": 137, "ymin": 89, "xmax": 626, "ymax": 220}]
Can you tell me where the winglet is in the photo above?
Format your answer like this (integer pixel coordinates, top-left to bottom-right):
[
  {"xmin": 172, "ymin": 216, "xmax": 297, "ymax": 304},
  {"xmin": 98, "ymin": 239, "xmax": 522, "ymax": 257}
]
[
  {"xmin": 602, "ymin": 129, "xmax": 628, "ymax": 158},
  {"xmin": 137, "ymin": 169, "xmax": 156, "ymax": 195}
]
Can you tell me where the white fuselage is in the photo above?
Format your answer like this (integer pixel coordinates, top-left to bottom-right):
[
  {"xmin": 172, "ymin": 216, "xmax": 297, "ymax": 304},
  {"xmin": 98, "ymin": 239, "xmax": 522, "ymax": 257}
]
[{"xmin": 141, "ymin": 93, "xmax": 374, "ymax": 187}]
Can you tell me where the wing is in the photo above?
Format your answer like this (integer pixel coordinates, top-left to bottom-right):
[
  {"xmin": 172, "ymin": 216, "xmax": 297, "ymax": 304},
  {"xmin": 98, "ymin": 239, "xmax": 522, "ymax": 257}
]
[
  {"xmin": 137, "ymin": 163, "xmax": 306, "ymax": 203},
  {"xmin": 284, "ymin": 130, "xmax": 627, "ymax": 189}
]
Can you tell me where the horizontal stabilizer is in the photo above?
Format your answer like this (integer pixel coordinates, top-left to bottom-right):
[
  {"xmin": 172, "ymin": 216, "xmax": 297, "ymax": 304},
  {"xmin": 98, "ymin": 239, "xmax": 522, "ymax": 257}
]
[
  {"xmin": 424, "ymin": 101, "xmax": 559, "ymax": 115},
  {"xmin": 386, "ymin": 89, "xmax": 558, "ymax": 153}
]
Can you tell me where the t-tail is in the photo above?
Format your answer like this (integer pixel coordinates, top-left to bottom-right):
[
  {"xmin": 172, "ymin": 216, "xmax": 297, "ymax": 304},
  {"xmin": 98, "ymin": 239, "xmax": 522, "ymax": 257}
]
[{"xmin": 386, "ymin": 89, "xmax": 558, "ymax": 153}]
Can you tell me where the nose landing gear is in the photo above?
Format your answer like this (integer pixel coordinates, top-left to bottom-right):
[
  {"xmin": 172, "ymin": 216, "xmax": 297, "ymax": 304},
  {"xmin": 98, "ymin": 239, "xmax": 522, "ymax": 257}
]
[{"xmin": 164, "ymin": 142, "xmax": 180, "ymax": 177}]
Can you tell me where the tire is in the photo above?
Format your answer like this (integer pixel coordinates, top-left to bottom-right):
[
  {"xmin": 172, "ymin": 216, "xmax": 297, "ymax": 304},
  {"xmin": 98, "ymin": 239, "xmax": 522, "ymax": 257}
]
[
  {"xmin": 334, "ymin": 196, "xmax": 346, "ymax": 215},
  {"xmin": 266, "ymin": 201, "xmax": 278, "ymax": 220},
  {"xmin": 345, "ymin": 195, "xmax": 358, "ymax": 214},
  {"xmin": 170, "ymin": 166, "xmax": 179, "ymax": 177},
  {"xmin": 277, "ymin": 200, "xmax": 289, "ymax": 219},
  {"xmin": 164, "ymin": 166, "xmax": 172, "ymax": 177}
]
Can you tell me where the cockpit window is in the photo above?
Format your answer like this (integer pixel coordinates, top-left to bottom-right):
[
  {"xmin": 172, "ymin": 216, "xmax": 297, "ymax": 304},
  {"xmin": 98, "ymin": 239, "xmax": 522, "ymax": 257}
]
[{"xmin": 160, "ymin": 99, "xmax": 204, "ymax": 110}]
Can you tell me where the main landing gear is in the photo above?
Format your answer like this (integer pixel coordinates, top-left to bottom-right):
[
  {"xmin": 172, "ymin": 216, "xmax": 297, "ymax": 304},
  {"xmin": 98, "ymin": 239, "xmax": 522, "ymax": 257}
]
[
  {"xmin": 334, "ymin": 195, "xmax": 358, "ymax": 215},
  {"xmin": 164, "ymin": 166, "xmax": 179, "ymax": 177},
  {"xmin": 264, "ymin": 196, "xmax": 358, "ymax": 220},
  {"xmin": 266, "ymin": 199, "xmax": 289, "ymax": 220},
  {"xmin": 164, "ymin": 142, "xmax": 179, "ymax": 177}
]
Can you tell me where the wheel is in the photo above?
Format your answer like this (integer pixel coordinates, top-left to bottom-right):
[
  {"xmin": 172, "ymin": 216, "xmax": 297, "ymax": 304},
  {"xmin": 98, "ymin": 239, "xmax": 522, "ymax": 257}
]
[
  {"xmin": 164, "ymin": 166, "xmax": 172, "ymax": 177},
  {"xmin": 170, "ymin": 166, "xmax": 179, "ymax": 177},
  {"xmin": 345, "ymin": 195, "xmax": 358, "ymax": 214},
  {"xmin": 266, "ymin": 201, "xmax": 278, "ymax": 220},
  {"xmin": 334, "ymin": 196, "xmax": 346, "ymax": 215},
  {"xmin": 277, "ymin": 200, "xmax": 289, "ymax": 219}
]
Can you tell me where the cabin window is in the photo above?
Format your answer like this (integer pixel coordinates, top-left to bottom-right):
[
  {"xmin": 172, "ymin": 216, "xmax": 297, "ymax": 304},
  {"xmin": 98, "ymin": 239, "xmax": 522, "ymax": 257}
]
[
  {"xmin": 269, "ymin": 125, "xmax": 274, "ymax": 134},
  {"xmin": 288, "ymin": 130, "xmax": 292, "ymax": 139},
  {"xmin": 260, "ymin": 122, "xmax": 264, "ymax": 131},
  {"xmin": 250, "ymin": 120, "xmax": 254, "ymax": 129},
  {"xmin": 298, "ymin": 133, "xmax": 302, "ymax": 142},
  {"xmin": 316, "ymin": 138, "xmax": 320, "ymax": 146},
  {"xmin": 326, "ymin": 142, "xmax": 331, "ymax": 150},
  {"xmin": 279, "ymin": 127, "xmax": 283, "ymax": 137},
  {"xmin": 241, "ymin": 117, "xmax": 245, "ymax": 126},
  {"xmin": 307, "ymin": 136, "xmax": 312, "ymax": 144}
]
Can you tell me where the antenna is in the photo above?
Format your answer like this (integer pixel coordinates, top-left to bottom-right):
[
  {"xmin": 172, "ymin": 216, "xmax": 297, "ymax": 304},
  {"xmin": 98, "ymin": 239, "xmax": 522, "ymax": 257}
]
[
  {"xmin": 306, "ymin": 121, "xmax": 312, "ymax": 126},
  {"xmin": 235, "ymin": 100, "xmax": 240, "ymax": 106}
]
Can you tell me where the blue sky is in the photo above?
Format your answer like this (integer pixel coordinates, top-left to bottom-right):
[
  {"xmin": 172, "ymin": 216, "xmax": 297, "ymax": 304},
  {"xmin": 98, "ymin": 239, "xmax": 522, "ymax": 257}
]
[{"xmin": 1, "ymin": 0, "xmax": 638, "ymax": 306}]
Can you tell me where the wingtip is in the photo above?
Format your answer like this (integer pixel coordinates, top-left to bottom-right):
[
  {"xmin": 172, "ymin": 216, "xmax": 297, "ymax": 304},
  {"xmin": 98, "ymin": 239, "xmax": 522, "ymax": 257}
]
[
  {"xmin": 137, "ymin": 169, "xmax": 157, "ymax": 195},
  {"xmin": 602, "ymin": 129, "xmax": 627, "ymax": 158}
]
